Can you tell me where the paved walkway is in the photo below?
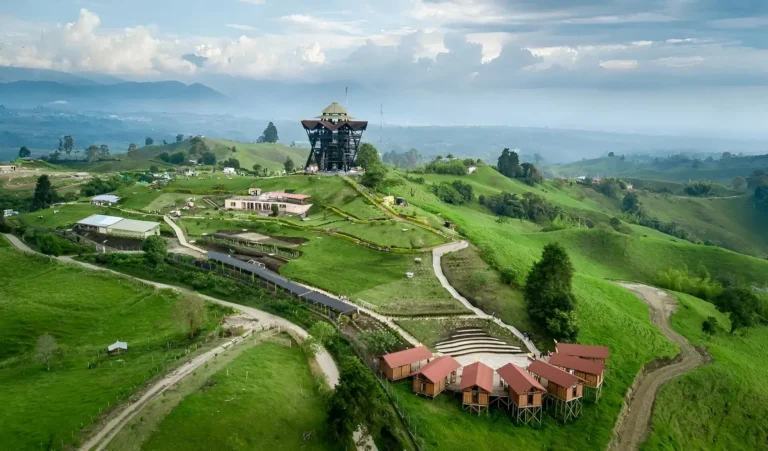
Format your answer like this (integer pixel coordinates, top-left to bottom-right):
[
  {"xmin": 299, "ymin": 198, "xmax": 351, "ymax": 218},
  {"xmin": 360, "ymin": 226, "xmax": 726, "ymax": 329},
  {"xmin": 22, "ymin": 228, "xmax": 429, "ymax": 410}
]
[
  {"xmin": 432, "ymin": 241, "xmax": 541, "ymax": 355},
  {"xmin": 163, "ymin": 215, "xmax": 207, "ymax": 254}
]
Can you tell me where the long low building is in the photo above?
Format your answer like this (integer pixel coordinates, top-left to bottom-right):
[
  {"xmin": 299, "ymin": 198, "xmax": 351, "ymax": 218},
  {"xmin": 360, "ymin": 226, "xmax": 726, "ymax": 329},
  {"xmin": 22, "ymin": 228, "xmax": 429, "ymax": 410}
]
[
  {"xmin": 225, "ymin": 190, "xmax": 312, "ymax": 216},
  {"xmin": 76, "ymin": 214, "xmax": 160, "ymax": 239},
  {"xmin": 205, "ymin": 251, "xmax": 357, "ymax": 315}
]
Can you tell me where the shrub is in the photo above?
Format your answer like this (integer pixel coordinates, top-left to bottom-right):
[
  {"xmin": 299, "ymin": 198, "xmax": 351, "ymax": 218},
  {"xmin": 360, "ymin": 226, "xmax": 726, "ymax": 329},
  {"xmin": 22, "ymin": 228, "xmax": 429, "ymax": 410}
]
[{"xmin": 655, "ymin": 267, "xmax": 723, "ymax": 301}]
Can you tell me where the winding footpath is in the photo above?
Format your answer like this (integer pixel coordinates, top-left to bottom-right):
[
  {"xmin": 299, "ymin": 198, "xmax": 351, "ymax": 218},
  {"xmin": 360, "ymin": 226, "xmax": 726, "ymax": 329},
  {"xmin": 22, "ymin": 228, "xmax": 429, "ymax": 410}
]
[
  {"xmin": 433, "ymin": 241, "xmax": 541, "ymax": 355},
  {"xmin": 1, "ymin": 234, "xmax": 342, "ymax": 450},
  {"xmin": 608, "ymin": 282, "xmax": 708, "ymax": 451}
]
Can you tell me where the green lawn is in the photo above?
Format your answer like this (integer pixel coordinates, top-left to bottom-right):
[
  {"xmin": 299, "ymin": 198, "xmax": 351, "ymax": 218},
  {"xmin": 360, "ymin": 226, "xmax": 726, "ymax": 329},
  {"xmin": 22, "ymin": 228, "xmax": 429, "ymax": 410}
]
[
  {"xmin": 642, "ymin": 293, "xmax": 768, "ymax": 450},
  {"xmin": 0, "ymin": 238, "xmax": 225, "ymax": 450},
  {"xmin": 332, "ymin": 220, "xmax": 447, "ymax": 249},
  {"xmin": 113, "ymin": 184, "xmax": 165, "ymax": 211},
  {"xmin": 168, "ymin": 175, "xmax": 257, "ymax": 193},
  {"xmin": 441, "ymin": 246, "xmax": 545, "ymax": 347},
  {"xmin": 354, "ymin": 252, "xmax": 466, "ymax": 315},
  {"xmin": 141, "ymin": 341, "xmax": 333, "ymax": 451},
  {"xmin": 13, "ymin": 203, "xmax": 103, "ymax": 229}
]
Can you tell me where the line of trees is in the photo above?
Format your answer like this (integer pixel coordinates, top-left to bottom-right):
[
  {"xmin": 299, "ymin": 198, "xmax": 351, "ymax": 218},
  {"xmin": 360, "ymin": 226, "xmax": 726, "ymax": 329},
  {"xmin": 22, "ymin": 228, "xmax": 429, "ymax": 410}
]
[
  {"xmin": 497, "ymin": 148, "xmax": 543, "ymax": 185},
  {"xmin": 431, "ymin": 180, "xmax": 474, "ymax": 205}
]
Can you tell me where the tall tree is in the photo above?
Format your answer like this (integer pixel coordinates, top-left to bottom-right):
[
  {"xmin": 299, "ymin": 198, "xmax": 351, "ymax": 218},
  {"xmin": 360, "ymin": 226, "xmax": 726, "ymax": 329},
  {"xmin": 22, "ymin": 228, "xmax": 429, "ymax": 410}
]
[
  {"xmin": 142, "ymin": 235, "xmax": 168, "ymax": 265},
  {"xmin": 284, "ymin": 156, "xmax": 295, "ymax": 173},
  {"xmin": 86, "ymin": 145, "xmax": 100, "ymax": 162},
  {"xmin": 63, "ymin": 136, "xmax": 74, "ymax": 156},
  {"xmin": 252, "ymin": 164, "xmax": 263, "ymax": 175},
  {"xmin": 622, "ymin": 192, "xmax": 643, "ymax": 214},
  {"xmin": 356, "ymin": 143, "xmax": 380, "ymax": 170},
  {"xmin": 261, "ymin": 122, "xmax": 279, "ymax": 143},
  {"xmin": 32, "ymin": 175, "xmax": 56, "ymax": 210},
  {"xmin": 200, "ymin": 152, "xmax": 217, "ymax": 165},
  {"xmin": 145, "ymin": 137, "xmax": 154, "ymax": 146},
  {"xmin": 99, "ymin": 144, "xmax": 110, "ymax": 159},
  {"xmin": 127, "ymin": 143, "xmax": 137, "ymax": 155},
  {"xmin": 35, "ymin": 334, "xmax": 59, "ymax": 371},
  {"xmin": 497, "ymin": 148, "xmax": 520, "ymax": 178},
  {"xmin": 524, "ymin": 242, "xmax": 579, "ymax": 341},
  {"xmin": 18, "ymin": 146, "xmax": 31, "ymax": 158},
  {"xmin": 327, "ymin": 356, "xmax": 389, "ymax": 446},
  {"xmin": 732, "ymin": 176, "xmax": 746, "ymax": 191},
  {"xmin": 57, "ymin": 138, "xmax": 63, "ymax": 154},
  {"xmin": 360, "ymin": 162, "xmax": 387, "ymax": 189},
  {"xmin": 176, "ymin": 134, "xmax": 184, "ymax": 143},
  {"xmin": 175, "ymin": 295, "xmax": 206, "ymax": 339}
]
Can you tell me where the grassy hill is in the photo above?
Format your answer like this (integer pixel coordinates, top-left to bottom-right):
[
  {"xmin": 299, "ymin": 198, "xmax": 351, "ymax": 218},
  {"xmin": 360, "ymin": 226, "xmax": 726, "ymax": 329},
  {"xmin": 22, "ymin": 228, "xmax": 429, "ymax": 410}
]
[
  {"xmin": 643, "ymin": 292, "xmax": 768, "ymax": 449},
  {"xmin": 52, "ymin": 138, "xmax": 308, "ymax": 173},
  {"xmin": 422, "ymin": 166, "xmax": 768, "ymax": 257},
  {"xmin": 378, "ymin": 168, "xmax": 768, "ymax": 449},
  {"xmin": 128, "ymin": 138, "xmax": 308, "ymax": 172},
  {"xmin": 544, "ymin": 154, "xmax": 768, "ymax": 185},
  {"xmin": 0, "ymin": 238, "xmax": 225, "ymax": 450}
]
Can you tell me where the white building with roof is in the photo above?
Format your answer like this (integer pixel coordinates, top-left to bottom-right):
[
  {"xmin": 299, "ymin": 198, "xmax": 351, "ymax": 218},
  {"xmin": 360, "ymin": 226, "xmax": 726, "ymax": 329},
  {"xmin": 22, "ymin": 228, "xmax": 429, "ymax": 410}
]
[
  {"xmin": 222, "ymin": 167, "xmax": 236, "ymax": 175},
  {"xmin": 76, "ymin": 214, "xmax": 160, "ymax": 239},
  {"xmin": 91, "ymin": 194, "xmax": 121, "ymax": 206},
  {"xmin": 225, "ymin": 190, "xmax": 312, "ymax": 216}
]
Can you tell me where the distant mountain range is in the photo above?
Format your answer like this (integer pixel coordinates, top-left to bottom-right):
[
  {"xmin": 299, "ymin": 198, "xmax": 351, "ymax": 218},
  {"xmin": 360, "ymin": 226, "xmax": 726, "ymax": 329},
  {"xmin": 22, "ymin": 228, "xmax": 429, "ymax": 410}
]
[{"xmin": 0, "ymin": 66, "xmax": 227, "ymax": 111}]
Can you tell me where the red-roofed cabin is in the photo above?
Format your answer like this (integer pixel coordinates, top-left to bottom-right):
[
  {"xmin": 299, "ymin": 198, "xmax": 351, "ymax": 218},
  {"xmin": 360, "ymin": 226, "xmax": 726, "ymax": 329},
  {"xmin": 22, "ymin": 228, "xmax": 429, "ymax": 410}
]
[
  {"xmin": 412, "ymin": 356, "xmax": 460, "ymax": 398},
  {"xmin": 379, "ymin": 346, "xmax": 433, "ymax": 381},
  {"xmin": 549, "ymin": 353, "xmax": 605, "ymax": 389},
  {"xmin": 527, "ymin": 360, "xmax": 583, "ymax": 402},
  {"xmin": 460, "ymin": 362, "xmax": 494, "ymax": 413},
  {"xmin": 555, "ymin": 343, "xmax": 610, "ymax": 363},
  {"xmin": 497, "ymin": 363, "xmax": 547, "ymax": 409}
]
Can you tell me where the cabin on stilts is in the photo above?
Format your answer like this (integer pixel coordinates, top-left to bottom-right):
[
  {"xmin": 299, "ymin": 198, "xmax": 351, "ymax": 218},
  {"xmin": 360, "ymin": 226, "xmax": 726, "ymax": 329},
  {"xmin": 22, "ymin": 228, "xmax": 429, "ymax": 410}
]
[
  {"xmin": 379, "ymin": 346, "xmax": 433, "ymax": 381},
  {"xmin": 527, "ymin": 360, "xmax": 584, "ymax": 423},
  {"xmin": 555, "ymin": 342, "xmax": 611, "ymax": 364},
  {"xmin": 497, "ymin": 363, "xmax": 547, "ymax": 426},
  {"xmin": 549, "ymin": 353, "xmax": 606, "ymax": 402},
  {"xmin": 411, "ymin": 356, "xmax": 460, "ymax": 399},
  {"xmin": 459, "ymin": 362, "xmax": 494, "ymax": 414}
]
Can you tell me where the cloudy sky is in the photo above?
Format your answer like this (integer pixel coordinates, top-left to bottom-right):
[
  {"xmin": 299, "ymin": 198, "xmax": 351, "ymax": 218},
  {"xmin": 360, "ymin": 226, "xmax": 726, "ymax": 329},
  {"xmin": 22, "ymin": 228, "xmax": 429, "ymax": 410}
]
[{"xmin": 2, "ymin": 0, "xmax": 768, "ymax": 135}]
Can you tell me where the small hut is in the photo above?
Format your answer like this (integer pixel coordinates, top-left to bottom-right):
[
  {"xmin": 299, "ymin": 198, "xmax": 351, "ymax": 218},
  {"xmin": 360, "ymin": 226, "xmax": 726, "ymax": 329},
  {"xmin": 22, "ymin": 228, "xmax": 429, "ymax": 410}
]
[
  {"xmin": 555, "ymin": 343, "xmax": 610, "ymax": 363},
  {"xmin": 379, "ymin": 346, "xmax": 433, "ymax": 381},
  {"xmin": 549, "ymin": 353, "xmax": 606, "ymax": 401},
  {"xmin": 411, "ymin": 355, "xmax": 460, "ymax": 398},
  {"xmin": 527, "ymin": 360, "xmax": 583, "ymax": 423},
  {"xmin": 497, "ymin": 363, "xmax": 547, "ymax": 426},
  {"xmin": 107, "ymin": 341, "xmax": 128, "ymax": 356},
  {"xmin": 459, "ymin": 362, "xmax": 494, "ymax": 414}
]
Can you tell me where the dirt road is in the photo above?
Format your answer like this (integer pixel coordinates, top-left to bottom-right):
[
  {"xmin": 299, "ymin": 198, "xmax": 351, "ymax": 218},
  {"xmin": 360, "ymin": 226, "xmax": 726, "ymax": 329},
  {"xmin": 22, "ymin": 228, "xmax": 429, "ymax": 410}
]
[{"xmin": 608, "ymin": 283, "xmax": 707, "ymax": 451}]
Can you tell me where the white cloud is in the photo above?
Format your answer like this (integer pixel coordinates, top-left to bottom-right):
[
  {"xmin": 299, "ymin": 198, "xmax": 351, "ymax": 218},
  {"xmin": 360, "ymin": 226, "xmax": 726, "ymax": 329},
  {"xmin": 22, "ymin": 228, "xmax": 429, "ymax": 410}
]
[
  {"xmin": 655, "ymin": 56, "xmax": 704, "ymax": 68},
  {"xmin": 599, "ymin": 59, "xmax": 638, "ymax": 70},
  {"xmin": 276, "ymin": 14, "xmax": 363, "ymax": 35},
  {"xmin": 0, "ymin": 9, "xmax": 194, "ymax": 75},
  {"xmin": 226, "ymin": 24, "xmax": 256, "ymax": 31}
]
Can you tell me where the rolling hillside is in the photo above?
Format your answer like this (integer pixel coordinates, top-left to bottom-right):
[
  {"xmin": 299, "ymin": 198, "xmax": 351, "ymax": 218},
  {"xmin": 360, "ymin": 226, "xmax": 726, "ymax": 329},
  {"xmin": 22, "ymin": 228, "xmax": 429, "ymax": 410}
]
[
  {"xmin": 128, "ymin": 138, "xmax": 308, "ymax": 171},
  {"xmin": 422, "ymin": 166, "xmax": 768, "ymax": 257},
  {"xmin": 544, "ymin": 154, "xmax": 768, "ymax": 184}
]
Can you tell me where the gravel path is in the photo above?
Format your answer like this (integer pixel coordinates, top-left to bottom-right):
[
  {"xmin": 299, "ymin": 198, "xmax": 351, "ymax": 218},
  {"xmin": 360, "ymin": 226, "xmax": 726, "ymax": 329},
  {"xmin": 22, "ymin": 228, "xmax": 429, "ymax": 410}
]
[
  {"xmin": 1, "ymin": 234, "xmax": 343, "ymax": 449},
  {"xmin": 608, "ymin": 282, "xmax": 707, "ymax": 451},
  {"xmin": 432, "ymin": 241, "xmax": 540, "ymax": 355}
]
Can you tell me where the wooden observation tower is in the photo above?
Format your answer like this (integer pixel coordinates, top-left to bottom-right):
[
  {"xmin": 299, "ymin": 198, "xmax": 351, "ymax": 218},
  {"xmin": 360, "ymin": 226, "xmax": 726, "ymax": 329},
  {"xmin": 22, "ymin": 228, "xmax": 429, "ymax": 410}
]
[{"xmin": 301, "ymin": 102, "xmax": 368, "ymax": 172}]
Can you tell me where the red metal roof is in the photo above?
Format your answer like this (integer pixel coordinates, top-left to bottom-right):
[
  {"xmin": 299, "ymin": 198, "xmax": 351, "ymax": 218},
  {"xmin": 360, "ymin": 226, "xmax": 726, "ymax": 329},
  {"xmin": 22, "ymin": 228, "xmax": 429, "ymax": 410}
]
[
  {"xmin": 549, "ymin": 353, "xmax": 605, "ymax": 376},
  {"xmin": 411, "ymin": 355, "xmax": 460, "ymax": 384},
  {"xmin": 527, "ymin": 360, "xmax": 580, "ymax": 388},
  {"xmin": 497, "ymin": 363, "xmax": 547, "ymax": 394},
  {"xmin": 459, "ymin": 362, "xmax": 495, "ymax": 393},
  {"xmin": 556, "ymin": 343, "xmax": 610, "ymax": 360},
  {"xmin": 301, "ymin": 119, "xmax": 368, "ymax": 131},
  {"xmin": 381, "ymin": 346, "xmax": 432, "ymax": 368}
]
